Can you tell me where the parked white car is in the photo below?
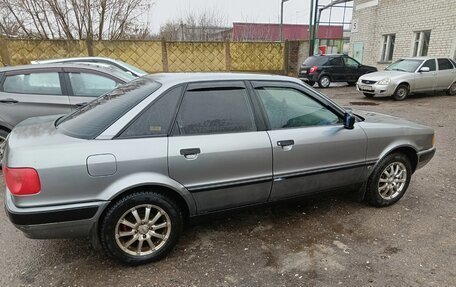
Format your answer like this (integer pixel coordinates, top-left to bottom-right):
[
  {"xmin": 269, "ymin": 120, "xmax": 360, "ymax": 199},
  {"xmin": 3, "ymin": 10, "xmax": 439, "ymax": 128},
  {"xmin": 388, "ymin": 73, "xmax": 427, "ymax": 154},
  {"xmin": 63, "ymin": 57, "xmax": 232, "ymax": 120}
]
[{"xmin": 357, "ymin": 57, "xmax": 456, "ymax": 100}]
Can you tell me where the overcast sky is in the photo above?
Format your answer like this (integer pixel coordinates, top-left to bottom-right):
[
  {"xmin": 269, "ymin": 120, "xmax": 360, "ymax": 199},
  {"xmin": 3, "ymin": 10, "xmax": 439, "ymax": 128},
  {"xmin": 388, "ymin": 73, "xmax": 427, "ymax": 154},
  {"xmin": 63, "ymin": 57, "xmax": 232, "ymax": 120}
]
[{"xmin": 148, "ymin": 0, "xmax": 353, "ymax": 33}]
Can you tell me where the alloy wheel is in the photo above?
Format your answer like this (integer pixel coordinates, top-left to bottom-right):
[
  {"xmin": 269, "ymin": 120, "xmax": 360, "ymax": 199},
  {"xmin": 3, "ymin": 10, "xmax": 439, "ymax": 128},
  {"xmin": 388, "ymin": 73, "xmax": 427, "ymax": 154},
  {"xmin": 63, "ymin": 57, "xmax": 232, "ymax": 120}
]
[
  {"xmin": 115, "ymin": 204, "xmax": 171, "ymax": 256},
  {"xmin": 377, "ymin": 162, "xmax": 407, "ymax": 200}
]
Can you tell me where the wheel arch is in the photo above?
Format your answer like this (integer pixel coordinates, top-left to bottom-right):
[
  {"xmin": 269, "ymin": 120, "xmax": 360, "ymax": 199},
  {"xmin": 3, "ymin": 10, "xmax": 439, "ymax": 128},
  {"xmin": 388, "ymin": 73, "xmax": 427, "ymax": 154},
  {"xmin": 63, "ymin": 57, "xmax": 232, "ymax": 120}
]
[{"xmin": 376, "ymin": 145, "xmax": 419, "ymax": 173}]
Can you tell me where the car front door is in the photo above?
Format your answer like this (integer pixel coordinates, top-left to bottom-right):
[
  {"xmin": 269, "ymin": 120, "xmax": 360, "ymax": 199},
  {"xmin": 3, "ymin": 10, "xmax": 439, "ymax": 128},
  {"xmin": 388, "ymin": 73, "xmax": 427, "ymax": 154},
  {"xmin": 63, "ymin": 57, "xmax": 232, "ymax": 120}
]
[
  {"xmin": 343, "ymin": 56, "xmax": 362, "ymax": 82},
  {"xmin": 168, "ymin": 81, "xmax": 273, "ymax": 213},
  {"xmin": 436, "ymin": 58, "xmax": 456, "ymax": 90},
  {"xmin": 0, "ymin": 69, "xmax": 71, "ymax": 127},
  {"xmin": 414, "ymin": 59, "xmax": 437, "ymax": 92},
  {"xmin": 251, "ymin": 81, "xmax": 368, "ymax": 201},
  {"xmin": 63, "ymin": 68, "xmax": 124, "ymax": 109}
]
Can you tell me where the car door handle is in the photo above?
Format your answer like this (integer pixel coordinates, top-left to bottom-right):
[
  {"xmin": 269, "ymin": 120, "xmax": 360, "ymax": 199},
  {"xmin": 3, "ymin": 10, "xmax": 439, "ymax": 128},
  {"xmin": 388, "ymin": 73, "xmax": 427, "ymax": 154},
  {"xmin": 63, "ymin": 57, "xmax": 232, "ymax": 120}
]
[
  {"xmin": 0, "ymin": 98, "xmax": 19, "ymax": 104},
  {"xmin": 180, "ymin": 148, "xmax": 201, "ymax": 157},
  {"xmin": 277, "ymin": 140, "xmax": 294, "ymax": 147}
]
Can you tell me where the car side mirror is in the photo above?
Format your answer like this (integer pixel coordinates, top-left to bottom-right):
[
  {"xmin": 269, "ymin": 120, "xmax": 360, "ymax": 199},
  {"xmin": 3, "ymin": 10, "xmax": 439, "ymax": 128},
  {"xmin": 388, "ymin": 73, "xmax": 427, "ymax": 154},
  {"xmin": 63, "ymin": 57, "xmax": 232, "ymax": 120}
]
[
  {"xmin": 419, "ymin": 67, "xmax": 430, "ymax": 73},
  {"xmin": 343, "ymin": 112, "xmax": 355, "ymax": 129}
]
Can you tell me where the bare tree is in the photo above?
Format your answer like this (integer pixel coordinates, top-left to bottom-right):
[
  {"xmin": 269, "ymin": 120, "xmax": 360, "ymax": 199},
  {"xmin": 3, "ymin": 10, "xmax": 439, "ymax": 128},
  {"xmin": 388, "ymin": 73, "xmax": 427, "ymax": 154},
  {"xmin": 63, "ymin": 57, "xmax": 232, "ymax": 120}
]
[
  {"xmin": 160, "ymin": 9, "xmax": 228, "ymax": 41},
  {"xmin": 0, "ymin": 0, "xmax": 154, "ymax": 40}
]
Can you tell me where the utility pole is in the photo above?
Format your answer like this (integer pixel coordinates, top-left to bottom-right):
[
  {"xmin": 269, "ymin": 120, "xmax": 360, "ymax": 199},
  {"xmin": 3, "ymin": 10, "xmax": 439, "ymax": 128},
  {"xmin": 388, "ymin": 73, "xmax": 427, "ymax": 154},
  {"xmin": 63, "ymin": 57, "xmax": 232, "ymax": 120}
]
[
  {"xmin": 308, "ymin": 0, "xmax": 314, "ymax": 56},
  {"xmin": 280, "ymin": 0, "xmax": 289, "ymax": 41},
  {"xmin": 310, "ymin": 0, "xmax": 319, "ymax": 56}
]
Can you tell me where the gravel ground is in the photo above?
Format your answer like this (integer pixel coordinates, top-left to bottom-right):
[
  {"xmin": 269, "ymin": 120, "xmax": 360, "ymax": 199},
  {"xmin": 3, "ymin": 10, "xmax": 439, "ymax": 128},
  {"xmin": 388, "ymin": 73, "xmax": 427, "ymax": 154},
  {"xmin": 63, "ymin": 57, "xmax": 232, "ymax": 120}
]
[{"xmin": 0, "ymin": 85, "xmax": 455, "ymax": 287}]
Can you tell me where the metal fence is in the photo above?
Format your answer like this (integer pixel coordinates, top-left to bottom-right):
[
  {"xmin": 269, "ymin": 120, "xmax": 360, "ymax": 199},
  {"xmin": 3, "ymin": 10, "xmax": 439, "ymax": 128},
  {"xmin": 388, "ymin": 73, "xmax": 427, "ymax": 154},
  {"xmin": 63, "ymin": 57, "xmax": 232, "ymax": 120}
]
[{"xmin": 0, "ymin": 38, "xmax": 290, "ymax": 74}]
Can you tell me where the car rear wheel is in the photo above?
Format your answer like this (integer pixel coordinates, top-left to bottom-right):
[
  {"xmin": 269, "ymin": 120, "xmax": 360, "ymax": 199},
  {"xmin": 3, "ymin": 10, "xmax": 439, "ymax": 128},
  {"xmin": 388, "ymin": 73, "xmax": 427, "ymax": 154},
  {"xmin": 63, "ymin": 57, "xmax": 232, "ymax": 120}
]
[
  {"xmin": 306, "ymin": 81, "xmax": 315, "ymax": 87},
  {"xmin": 446, "ymin": 82, "xmax": 456, "ymax": 95},
  {"xmin": 363, "ymin": 92, "xmax": 374, "ymax": 98},
  {"xmin": 0, "ymin": 129, "xmax": 9, "ymax": 167},
  {"xmin": 365, "ymin": 153, "xmax": 412, "ymax": 207},
  {"xmin": 347, "ymin": 82, "xmax": 357, "ymax": 86},
  {"xmin": 318, "ymin": 75, "xmax": 331, "ymax": 88},
  {"xmin": 393, "ymin": 84, "xmax": 409, "ymax": 101},
  {"xmin": 100, "ymin": 191, "xmax": 183, "ymax": 265}
]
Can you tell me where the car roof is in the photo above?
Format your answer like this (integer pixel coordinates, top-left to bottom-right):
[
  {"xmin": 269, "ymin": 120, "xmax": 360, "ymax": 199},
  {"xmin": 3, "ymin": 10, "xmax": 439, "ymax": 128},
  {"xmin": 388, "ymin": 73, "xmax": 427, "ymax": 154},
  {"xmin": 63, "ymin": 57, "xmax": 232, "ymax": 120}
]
[
  {"xmin": 0, "ymin": 63, "xmax": 132, "ymax": 81},
  {"xmin": 146, "ymin": 72, "xmax": 303, "ymax": 86},
  {"xmin": 400, "ymin": 56, "xmax": 450, "ymax": 61}
]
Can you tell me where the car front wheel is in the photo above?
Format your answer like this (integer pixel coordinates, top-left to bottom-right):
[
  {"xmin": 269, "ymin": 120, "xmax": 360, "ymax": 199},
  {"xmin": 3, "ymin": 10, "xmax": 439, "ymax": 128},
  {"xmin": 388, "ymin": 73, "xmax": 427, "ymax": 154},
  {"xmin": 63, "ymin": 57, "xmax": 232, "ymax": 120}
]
[
  {"xmin": 100, "ymin": 191, "xmax": 183, "ymax": 265},
  {"xmin": 365, "ymin": 153, "xmax": 412, "ymax": 207},
  {"xmin": 393, "ymin": 84, "xmax": 409, "ymax": 101},
  {"xmin": 318, "ymin": 75, "xmax": 331, "ymax": 88},
  {"xmin": 0, "ymin": 129, "xmax": 9, "ymax": 166}
]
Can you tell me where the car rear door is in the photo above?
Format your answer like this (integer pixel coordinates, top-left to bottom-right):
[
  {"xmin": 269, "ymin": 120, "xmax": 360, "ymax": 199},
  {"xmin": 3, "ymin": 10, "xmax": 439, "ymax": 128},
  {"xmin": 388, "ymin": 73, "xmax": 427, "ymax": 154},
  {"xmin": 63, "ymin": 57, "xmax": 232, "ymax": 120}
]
[
  {"xmin": 251, "ymin": 81, "xmax": 368, "ymax": 201},
  {"xmin": 63, "ymin": 67, "xmax": 124, "ymax": 109},
  {"xmin": 168, "ymin": 81, "xmax": 273, "ymax": 213},
  {"xmin": 0, "ymin": 68, "xmax": 71, "ymax": 127},
  {"xmin": 436, "ymin": 58, "xmax": 456, "ymax": 90},
  {"xmin": 327, "ymin": 57, "xmax": 345, "ymax": 81}
]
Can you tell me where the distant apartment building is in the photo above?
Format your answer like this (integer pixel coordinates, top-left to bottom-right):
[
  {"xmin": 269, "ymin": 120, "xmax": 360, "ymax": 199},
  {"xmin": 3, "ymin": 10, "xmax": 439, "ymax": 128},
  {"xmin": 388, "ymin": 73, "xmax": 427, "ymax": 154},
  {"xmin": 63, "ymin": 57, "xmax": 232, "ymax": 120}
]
[{"xmin": 350, "ymin": 0, "xmax": 456, "ymax": 68}]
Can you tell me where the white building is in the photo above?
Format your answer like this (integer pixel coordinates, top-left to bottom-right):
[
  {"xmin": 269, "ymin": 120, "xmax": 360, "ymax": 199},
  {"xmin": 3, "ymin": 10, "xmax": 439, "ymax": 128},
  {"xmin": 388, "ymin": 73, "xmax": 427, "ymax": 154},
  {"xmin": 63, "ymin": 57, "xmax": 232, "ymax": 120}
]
[{"xmin": 349, "ymin": 0, "xmax": 456, "ymax": 69}]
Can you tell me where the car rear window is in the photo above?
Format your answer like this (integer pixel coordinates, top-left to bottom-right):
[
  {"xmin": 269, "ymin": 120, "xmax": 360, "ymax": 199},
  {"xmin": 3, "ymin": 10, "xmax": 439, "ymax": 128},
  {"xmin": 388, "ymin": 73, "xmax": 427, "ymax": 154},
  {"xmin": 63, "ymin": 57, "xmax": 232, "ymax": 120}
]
[
  {"xmin": 303, "ymin": 56, "xmax": 328, "ymax": 66},
  {"xmin": 57, "ymin": 77, "xmax": 161, "ymax": 139}
]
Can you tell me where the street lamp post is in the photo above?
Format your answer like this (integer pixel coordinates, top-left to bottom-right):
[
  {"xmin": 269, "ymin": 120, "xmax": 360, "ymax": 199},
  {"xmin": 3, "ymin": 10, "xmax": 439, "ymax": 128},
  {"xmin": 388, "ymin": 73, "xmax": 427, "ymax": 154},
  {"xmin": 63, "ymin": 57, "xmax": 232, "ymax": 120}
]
[{"xmin": 280, "ymin": 0, "xmax": 289, "ymax": 41}]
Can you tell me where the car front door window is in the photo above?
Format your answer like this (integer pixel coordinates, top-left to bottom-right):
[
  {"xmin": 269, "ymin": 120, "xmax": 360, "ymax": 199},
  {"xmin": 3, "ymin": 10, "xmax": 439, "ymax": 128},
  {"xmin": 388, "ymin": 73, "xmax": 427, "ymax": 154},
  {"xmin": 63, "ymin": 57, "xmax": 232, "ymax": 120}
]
[
  {"xmin": 68, "ymin": 72, "xmax": 120, "ymax": 97},
  {"xmin": 255, "ymin": 87, "xmax": 340, "ymax": 129}
]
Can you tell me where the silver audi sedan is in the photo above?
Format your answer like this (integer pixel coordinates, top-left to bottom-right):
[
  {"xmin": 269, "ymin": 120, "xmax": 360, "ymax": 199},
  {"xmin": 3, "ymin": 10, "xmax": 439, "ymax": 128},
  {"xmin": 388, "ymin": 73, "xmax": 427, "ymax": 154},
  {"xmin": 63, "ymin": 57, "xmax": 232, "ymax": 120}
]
[
  {"xmin": 4, "ymin": 73, "xmax": 435, "ymax": 265},
  {"xmin": 357, "ymin": 57, "xmax": 456, "ymax": 100}
]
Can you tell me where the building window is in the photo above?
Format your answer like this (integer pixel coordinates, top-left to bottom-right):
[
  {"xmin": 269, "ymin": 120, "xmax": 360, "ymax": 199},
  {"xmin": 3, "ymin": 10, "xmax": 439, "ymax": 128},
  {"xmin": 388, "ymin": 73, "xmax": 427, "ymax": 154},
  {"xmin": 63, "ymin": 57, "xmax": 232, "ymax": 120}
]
[
  {"xmin": 380, "ymin": 34, "xmax": 395, "ymax": 62},
  {"xmin": 412, "ymin": 31, "xmax": 431, "ymax": 57}
]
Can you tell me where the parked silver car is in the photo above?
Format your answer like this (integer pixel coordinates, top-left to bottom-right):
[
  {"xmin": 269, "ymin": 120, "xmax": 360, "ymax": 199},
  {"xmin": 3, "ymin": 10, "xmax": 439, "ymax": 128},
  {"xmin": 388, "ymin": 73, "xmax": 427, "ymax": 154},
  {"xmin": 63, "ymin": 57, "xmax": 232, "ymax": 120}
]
[
  {"xmin": 4, "ymin": 73, "xmax": 435, "ymax": 265},
  {"xmin": 357, "ymin": 57, "xmax": 456, "ymax": 100},
  {"xmin": 0, "ymin": 63, "xmax": 133, "ymax": 162},
  {"xmin": 32, "ymin": 57, "xmax": 147, "ymax": 78}
]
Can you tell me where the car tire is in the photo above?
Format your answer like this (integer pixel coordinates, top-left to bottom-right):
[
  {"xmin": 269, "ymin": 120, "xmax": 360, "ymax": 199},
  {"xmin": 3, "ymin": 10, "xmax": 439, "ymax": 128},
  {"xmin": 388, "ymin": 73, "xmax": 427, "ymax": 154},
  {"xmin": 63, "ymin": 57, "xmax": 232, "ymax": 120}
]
[
  {"xmin": 363, "ymin": 92, "xmax": 374, "ymax": 98},
  {"xmin": 318, "ymin": 75, "xmax": 331, "ymax": 88},
  {"xmin": 393, "ymin": 84, "xmax": 409, "ymax": 101},
  {"xmin": 100, "ymin": 191, "xmax": 183, "ymax": 265},
  {"xmin": 446, "ymin": 82, "xmax": 456, "ymax": 95},
  {"xmin": 307, "ymin": 81, "xmax": 315, "ymax": 87},
  {"xmin": 365, "ymin": 153, "xmax": 412, "ymax": 207},
  {"xmin": 0, "ymin": 128, "xmax": 10, "ymax": 167}
]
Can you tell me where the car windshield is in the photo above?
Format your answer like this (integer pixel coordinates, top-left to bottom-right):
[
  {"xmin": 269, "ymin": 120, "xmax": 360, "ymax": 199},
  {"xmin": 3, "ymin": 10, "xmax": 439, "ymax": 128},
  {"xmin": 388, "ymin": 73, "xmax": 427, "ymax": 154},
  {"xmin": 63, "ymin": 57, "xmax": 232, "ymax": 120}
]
[
  {"xmin": 56, "ymin": 77, "xmax": 161, "ymax": 139},
  {"xmin": 303, "ymin": 56, "xmax": 328, "ymax": 66},
  {"xmin": 117, "ymin": 60, "xmax": 147, "ymax": 76},
  {"xmin": 385, "ymin": 59, "xmax": 423, "ymax": 72}
]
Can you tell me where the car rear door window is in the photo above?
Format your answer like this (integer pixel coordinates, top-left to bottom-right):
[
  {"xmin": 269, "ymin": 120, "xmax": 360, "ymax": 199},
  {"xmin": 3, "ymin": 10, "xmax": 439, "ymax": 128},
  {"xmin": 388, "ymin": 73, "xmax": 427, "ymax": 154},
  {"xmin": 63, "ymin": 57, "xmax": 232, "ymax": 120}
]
[
  {"xmin": 437, "ymin": 58, "xmax": 454, "ymax": 70},
  {"xmin": 119, "ymin": 86, "xmax": 183, "ymax": 138},
  {"xmin": 422, "ymin": 59, "xmax": 436, "ymax": 71},
  {"xmin": 176, "ymin": 84, "xmax": 256, "ymax": 135},
  {"xmin": 2, "ymin": 72, "xmax": 62, "ymax": 95},
  {"xmin": 329, "ymin": 57, "xmax": 343, "ymax": 66},
  {"xmin": 68, "ymin": 72, "xmax": 120, "ymax": 97},
  {"xmin": 256, "ymin": 87, "xmax": 340, "ymax": 129}
]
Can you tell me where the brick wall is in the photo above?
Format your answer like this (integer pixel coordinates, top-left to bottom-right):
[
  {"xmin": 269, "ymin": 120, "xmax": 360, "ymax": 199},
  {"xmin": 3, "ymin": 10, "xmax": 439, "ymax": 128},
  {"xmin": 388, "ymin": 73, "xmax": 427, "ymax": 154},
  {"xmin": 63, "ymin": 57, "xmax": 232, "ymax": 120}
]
[{"xmin": 350, "ymin": 0, "xmax": 456, "ymax": 69}]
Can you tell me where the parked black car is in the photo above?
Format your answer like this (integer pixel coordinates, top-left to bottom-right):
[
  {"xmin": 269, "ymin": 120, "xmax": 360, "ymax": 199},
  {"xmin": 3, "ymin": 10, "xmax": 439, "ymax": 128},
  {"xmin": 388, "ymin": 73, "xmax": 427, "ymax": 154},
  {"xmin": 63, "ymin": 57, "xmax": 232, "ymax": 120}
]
[{"xmin": 298, "ymin": 54, "xmax": 377, "ymax": 88}]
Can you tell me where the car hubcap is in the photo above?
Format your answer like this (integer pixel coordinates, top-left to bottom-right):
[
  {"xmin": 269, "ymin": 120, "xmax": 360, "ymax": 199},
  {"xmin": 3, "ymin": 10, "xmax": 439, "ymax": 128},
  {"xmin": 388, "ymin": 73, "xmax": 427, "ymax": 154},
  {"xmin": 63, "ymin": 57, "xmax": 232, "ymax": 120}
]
[
  {"xmin": 321, "ymin": 77, "xmax": 330, "ymax": 87},
  {"xmin": 115, "ymin": 204, "xmax": 171, "ymax": 256},
  {"xmin": 378, "ymin": 162, "xmax": 407, "ymax": 200},
  {"xmin": 397, "ymin": 88, "xmax": 407, "ymax": 98}
]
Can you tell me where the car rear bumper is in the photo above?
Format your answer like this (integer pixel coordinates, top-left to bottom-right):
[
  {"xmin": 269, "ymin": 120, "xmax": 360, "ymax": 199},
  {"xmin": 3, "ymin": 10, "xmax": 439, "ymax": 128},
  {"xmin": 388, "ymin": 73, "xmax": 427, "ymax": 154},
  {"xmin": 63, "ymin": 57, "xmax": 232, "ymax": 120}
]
[
  {"xmin": 356, "ymin": 82, "xmax": 396, "ymax": 96},
  {"xmin": 416, "ymin": 147, "xmax": 436, "ymax": 170},
  {"xmin": 4, "ymin": 190, "xmax": 109, "ymax": 239},
  {"xmin": 298, "ymin": 72, "xmax": 318, "ymax": 82}
]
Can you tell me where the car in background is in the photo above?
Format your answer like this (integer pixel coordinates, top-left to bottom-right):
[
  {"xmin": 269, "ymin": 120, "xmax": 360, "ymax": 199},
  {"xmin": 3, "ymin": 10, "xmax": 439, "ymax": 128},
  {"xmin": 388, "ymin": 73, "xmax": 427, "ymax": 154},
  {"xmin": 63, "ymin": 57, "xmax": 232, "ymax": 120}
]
[
  {"xmin": 32, "ymin": 57, "xmax": 147, "ymax": 78},
  {"xmin": 3, "ymin": 73, "xmax": 435, "ymax": 265},
  {"xmin": 357, "ymin": 57, "xmax": 456, "ymax": 101},
  {"xmin": 298, "ymin": 54, "xmax": 377, "ymax": 88},
  {"xmin": 0, "ymin": 63, "xmax": 132, "ymax": 162}
]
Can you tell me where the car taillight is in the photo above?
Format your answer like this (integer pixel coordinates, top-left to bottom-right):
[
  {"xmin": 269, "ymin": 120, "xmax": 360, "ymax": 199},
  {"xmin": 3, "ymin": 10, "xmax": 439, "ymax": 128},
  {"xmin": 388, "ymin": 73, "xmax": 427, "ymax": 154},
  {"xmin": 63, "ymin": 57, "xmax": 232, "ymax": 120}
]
[
  {"xmin": 309, "ymin": 66, "xmax": 318, "ymax": 74},
  {"xmin": 4, "ymin": 166, "xmax": 41, "ymax": 196}
]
